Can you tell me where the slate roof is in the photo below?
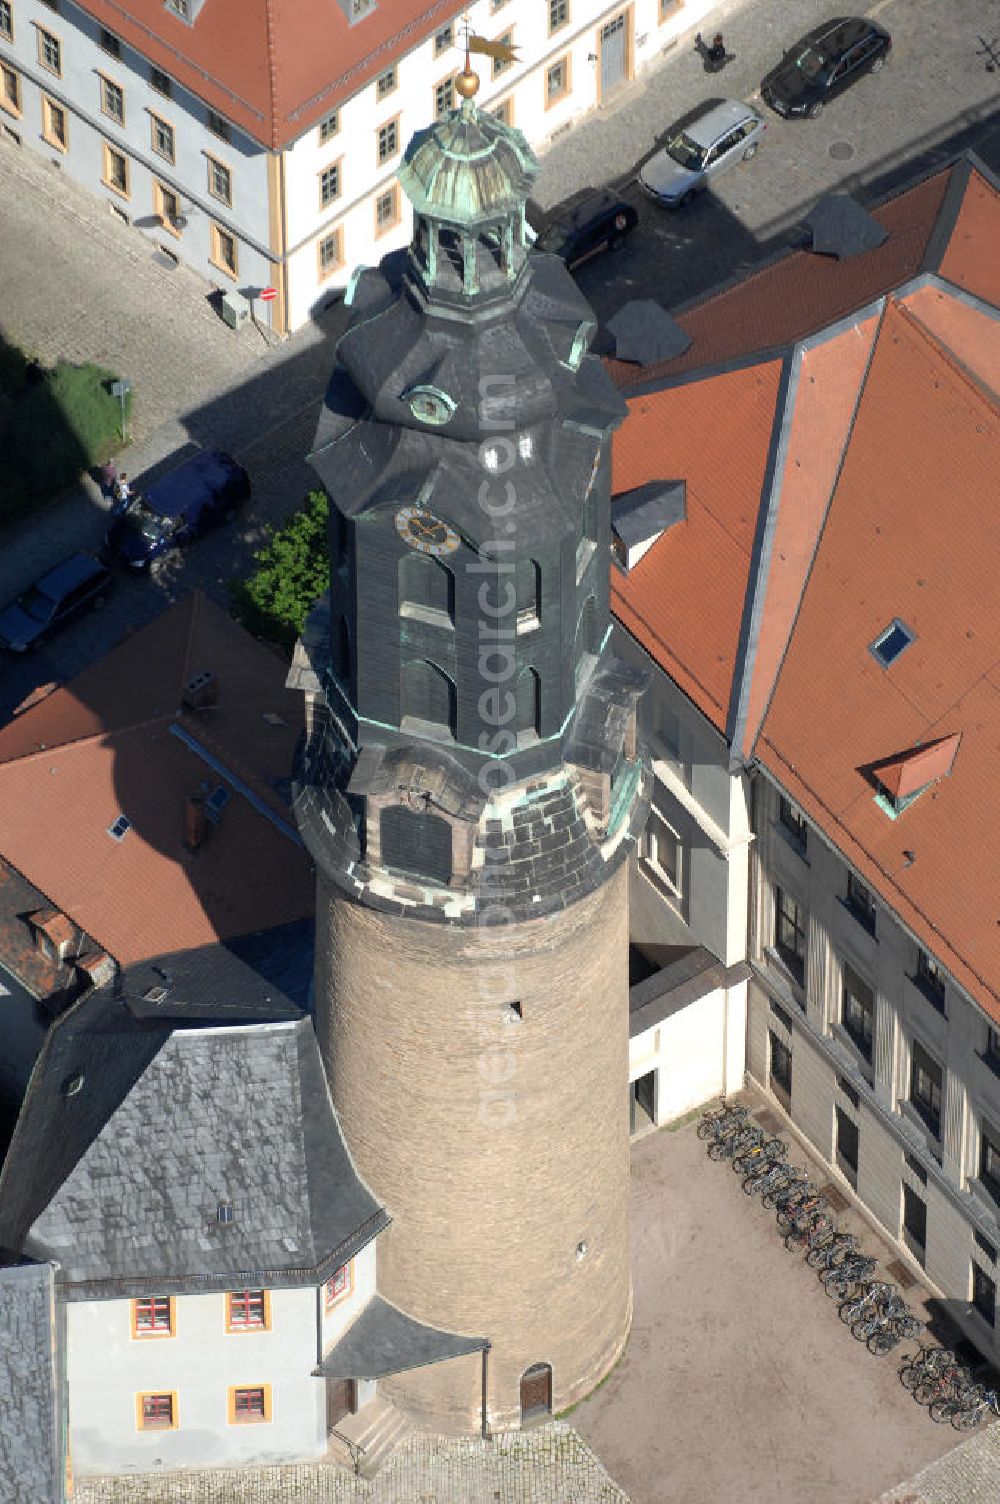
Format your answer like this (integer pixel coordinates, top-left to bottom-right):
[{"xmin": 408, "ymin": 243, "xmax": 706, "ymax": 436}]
[
  {"xmin": 0, "ymin": 1262, "xmax": 62, "ymax": 1504},
  {"xmin": 0, "ymin": 592, "xmax": 314, "ymax": 971},
  {"xmin": 68, "ymin": 0, "xmax": 470, "ymax": 150},
  {"xmin": 611, "ymin": 481, "xmax": 686, "ymax": 548},
  {"xmin": 608, "ymin": 153, "xmax": 1000, "ymax": 1019},
  {"xmin": 804, "ymin": 193, "xmax": 888, "ymax": 258},
  {"xmin": 314, "ymin": 1294, "xmax": 486, "ymax": 1379},
  {"xmin": 19, "ymin": 1016, "xmax": 387, "ymax": 1296},
  {"xmin": 607, "ymin": 301, "xmax": 692, "ymax": 365}
]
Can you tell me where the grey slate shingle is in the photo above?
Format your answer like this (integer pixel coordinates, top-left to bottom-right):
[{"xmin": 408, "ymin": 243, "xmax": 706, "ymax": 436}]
[{"xmin": 0, "ymin": 1262, "xmax": 63, "ymax": 1504}]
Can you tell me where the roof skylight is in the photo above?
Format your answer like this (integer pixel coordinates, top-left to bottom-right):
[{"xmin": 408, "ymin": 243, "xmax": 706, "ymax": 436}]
[
  {"xmin": 107, "ymin": 814, "xmax": 131, "ymax": 842},
  {"xmin": 870, "ymin": 619, "xmax": 914, "ymax": 669}
]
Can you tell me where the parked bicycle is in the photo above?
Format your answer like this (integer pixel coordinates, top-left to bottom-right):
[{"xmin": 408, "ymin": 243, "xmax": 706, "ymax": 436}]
[
  {"xmin": 785, "ymin": 1210, "xmax": 836, "ymax": 1251},
  {"xmin": 866, "ymin": 1310, "xmax": 922, "ymax": 1356},
  {"xmin": 777, "ymin": 1192, "xmax": 828, "ymax": 1233},
  {"xmin": 762, "ymin": 1174, "xmax": 811, "ymax": 1211},
  {"xmin": 839, "ymin": 1280, "xmax": 898, "ymax": 1326},
  {"xmin": 911, "ymin": 1358, "xmax": 973, "ymax": 1407},
  {"xmin": 821, "ymin": 1254, "xmax": 879, "ymax": 1298},
  {"xmin": 743, "ymin": 1160, "xmax": 798, "ymax": 1198},
  {"xmin": 697, "ymin": 1101, "xmax": 749, "ymax": 1140},
  {"xmin": 900, "ymin": 1344, "xmax": 960, "ymax": 1391},
  {"xmin": 708, "ymin": 1123, "xmax": 764, "ymax": 1162},
  {"xmin": 806, "ymin": 1229, "xmax": 859, "ymax": 1269},
  {"xmin": 733, "ymin": 1136, "xmax": 788, "ymax": 1175},
  {"xmin": 932, "ymin": 1385, "xmax": 1000, "ymax": 1431}
]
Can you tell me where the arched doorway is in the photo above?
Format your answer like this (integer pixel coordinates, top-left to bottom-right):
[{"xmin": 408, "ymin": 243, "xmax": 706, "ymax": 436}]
[{"xmin": 520, "ymin": 1362, "xmax": 552, "ymax": 1426}]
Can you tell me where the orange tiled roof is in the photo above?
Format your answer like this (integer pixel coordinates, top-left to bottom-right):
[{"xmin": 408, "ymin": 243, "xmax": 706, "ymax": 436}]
[
  {"xmin": 0, "ymin": 594, "xmax": 313, "ymax": 969},
  {"xmin": 610, "ymin": 156, "xmax": 1000, "ymax": 1017},
  {"xmin": 73, "ymin": 0, "xmax": 469, "ymax": 150}
]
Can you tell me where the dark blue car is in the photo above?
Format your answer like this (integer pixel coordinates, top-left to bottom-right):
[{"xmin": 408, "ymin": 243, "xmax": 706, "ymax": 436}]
[
  {"xmin": 0, "ymin": 553, "xmax": 112, "ymax": 653},
  {"xmin": 103, "ymin": 449, "xmax": 251, "ymax": 571}
]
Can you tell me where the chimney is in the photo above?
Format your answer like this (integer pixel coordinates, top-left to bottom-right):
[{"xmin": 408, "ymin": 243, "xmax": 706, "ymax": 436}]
[
  {"xmin": 76, "ymin": 952, "xmax": 116, "ymax": 991},
  {"xmin": 182, "ymin": 670, "xmax": 218, "ymax": 711},
  {"xmin": 29, "ymin": 908, "xmax": 79, "ymax": 964},
  {"xmin": 184, "ymin": 794, "xmax": 210, "ymax": 852}
]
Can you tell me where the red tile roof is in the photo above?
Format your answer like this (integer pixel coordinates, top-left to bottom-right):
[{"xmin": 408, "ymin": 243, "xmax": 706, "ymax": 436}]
[
  {"xmin": 74, "ymin": 0, "xmax": 469, "ymax": 150},
  {"xmin": 872, "ymin": 734, "xmax": 961, "ymax": 801},
  {"xmin": 609, "ymin": 156, "xmax": 1000, "ymax": 1018},
  {"xmin": 0, "ymin": 594, "xmax": 314, "ymax": 969}
]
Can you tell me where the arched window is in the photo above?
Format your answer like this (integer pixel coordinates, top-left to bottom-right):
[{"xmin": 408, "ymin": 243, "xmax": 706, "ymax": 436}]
[
  {"xmin": 399, "ymin": 552, "xmax": 454, "ymax": 622},
  {"xmin": 514, "ymin": 668, "xmax": 540, "ymax": 745},
  {"xmin": 514, "ymin": 559, "xmax": 541, "ymax": 630},
  {"xmin": 400, "ymin": 659, "xmax": 456, "ymax": 738}
]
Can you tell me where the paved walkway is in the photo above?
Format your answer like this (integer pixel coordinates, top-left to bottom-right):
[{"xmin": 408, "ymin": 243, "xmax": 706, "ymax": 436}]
[
  {"xmin": 73, "ymin": 1423, "xmax": 629, "ymax": 1504},
  {"xmin": 876, "ymin": 1423, "xmax": 1000, "ymax": 1503}
]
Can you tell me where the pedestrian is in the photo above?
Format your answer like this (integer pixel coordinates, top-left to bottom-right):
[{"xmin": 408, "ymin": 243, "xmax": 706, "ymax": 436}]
[
  {"xmin": 100, "ymin": 458, "xmax": 118, "ymax": 500},
  {"xmin": 114, "ymin": 472, "xmax": 131, "ymax": 508},
  {"xmin": 695, "ymin": 31, "xmax": 730, "ymax": 73}
]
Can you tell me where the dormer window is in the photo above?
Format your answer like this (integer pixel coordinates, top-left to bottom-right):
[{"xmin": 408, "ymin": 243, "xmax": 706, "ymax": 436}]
[
  {"xmin": 404, "ymin": 385, "xmax": 456, "ymax": 426},
  {"xmin": 870, "ymin": 733, "xmax": 960, "ymax": 821}
]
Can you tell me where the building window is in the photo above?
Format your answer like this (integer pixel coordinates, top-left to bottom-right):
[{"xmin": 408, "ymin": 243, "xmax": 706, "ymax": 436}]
[
  {"xmin": 153, "ymin": 179, "xmax": 181, "ymax": 233},
  {"xmin": 206, "ymin": 154, "xmax": 232, "ymax": 206},
  {"xmin": 434, "ymin": 76, "xmax": 454, "ymax": 118},
  {"xmin": 1, "ymin": 62, "xmax": 20, "ymax": 116},
  {"xmin": 99, "ymin": 26, "xmax": 121, "ymax": 57},
  {"xmin": 549, "ymin": 0, "xmax": 569, "ymax": 34},
  {"xmin": 433, "ymin": 22, "xmax": 453, "ymax": 56},
  {"xmin": 102, "ymin": 142, "xmax": 129, "ymax": 197},
  {"xmin": 150, "ymin": 113, "xmax": 175, "ymax": 163},
  {"xmin": 910, "ymin": 1040, "xmax": 942, "ymax": 1139},
  {"xmin": 972, "ymin": 1261, "xmax": 996, "ymax": 1327},
  {"xmin": 99, "ymin": 75, "xmax": 124, "ymax": 125},
  {"xmin": 375, "ymin": 184, "xmax": 399, "ymax": 235},
  {"xmin": 846, "ymin": 872, "xmax": 877, "ymax": 935},
  {"xmin": 377, "ymin": 117, "xmax": 399, "ymax": 164},
  {"xmin": 210, "ymin": 222, "xmax": 238, "ymax": 277},
  {"xmin": 318, "ymin": 228, "xmax": 342, "ymax": 280},
  {"xmin": 319, "ymin": 109, "xmax": 339, "ymax": 143},
  {"xmin": 916, "ymin": 950, "xmax": 946, "ymax": 1012},
  {"xmin": 37, "ymin": 28, "xmax": 61, "ymax": 77},
  {"xmin": 41, "ymin": 95, "xmax": 67, "ymax": 149},
  {"xmin": 640, "ymin": 808, "xmax": 682, "ymax": 909},
  {"xmin": 325, "ymin": 1263, "xmax": 353, "ymax": 1311},
  {"xmin": 226, "ymin": 1290, "xmax": 270, "ymax": 1332},
  {"xmin": 229, "ymin": 1385, "xmax": 271, "ymax": 1424},
  {"xmin": 902, "ymin": 1183, "xmax": 927, "ymax": 1264},
  {"xmin": 769, "ymin": 1030, "xmax": 792, "ymax": 1106},
  {"xmin": 842, "ymin": 962, "xmax": 874, "ymax": 1064},
  {"xmin": 491, "ymin": 0, "xmax": 511, "ymax": 9},
  {"xmin": 166, "ymin": 0, "xmax": 189, "ymax": 17},
  {"xmin": 131, "ymin": 1296, "xmax": 173, "ymax": 1337},
  {"xmin": 774, "ymin": 887, "xmax": 806, "ymax": 988},
  {"xmin": 777, "ymin": 796, "xmax": 807, "ymax": 854},
  {"xmin": 0, "ymin": 2, "xmax": 11, "ymax": 42},
  {"xmin": 491, "ymin": 97, "xmax": 513, "ymax": 127},
  {"xmin": 137, "ymin": 1392, "xmax": 176, "ymax": 1430},
  {"xmin": 319, "ymin": 160, "xmax": 341, "ymax": 208},
  {"xmin": 493, "ymin": 30, "xmax": 515, "ymax": 77},
  {"xmin": 980, "ymin": 1124, "xmax": 1000, "ymax": 1204},
  {"xmin": 545, "ymin": 56, "xmax": 570, "ymax": 107},
  {"xmin": 150, "ymin": 66, "xmax": 171, "ymax": 98},
  {"xmin": 660, "ymin": 0, "xmax": 683, "ymax": 18},
  {"xmin": 376, "ymin": 65, "xmax": 397, "ymax": 99},
  {"xmin": 836, "ymin": 1106, "xmax": 859, "ymax": 1182},
  {"xmin": 207, "ymin": 109, "xmax": 230, "ymax": 142}
]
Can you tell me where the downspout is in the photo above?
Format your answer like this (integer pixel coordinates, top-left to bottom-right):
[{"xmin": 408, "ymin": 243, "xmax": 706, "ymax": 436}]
[{"xmin": 481, "ymin": 1341, "xmax": 491, "ymax": 1440}]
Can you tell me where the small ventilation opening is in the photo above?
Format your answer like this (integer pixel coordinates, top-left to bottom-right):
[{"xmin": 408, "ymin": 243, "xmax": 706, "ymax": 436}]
[
  {"xmin": 870, "ymin": 619, "xmax": 914, "ymax": 668},
  {"xmin": 107, "ymin": 814, "xmax": 131, "ymax": 841}
]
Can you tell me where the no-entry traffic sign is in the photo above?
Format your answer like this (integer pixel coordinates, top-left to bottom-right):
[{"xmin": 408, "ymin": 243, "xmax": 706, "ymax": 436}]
[{"xmin": 259, "ymin": 286, "xmax": 278, "ymax": 302}]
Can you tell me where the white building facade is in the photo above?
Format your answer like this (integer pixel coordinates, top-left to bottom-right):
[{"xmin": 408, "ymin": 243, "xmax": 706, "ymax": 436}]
[{"xmin": 0, "ymin": 0, "xmax": 718, "ymax": 333}]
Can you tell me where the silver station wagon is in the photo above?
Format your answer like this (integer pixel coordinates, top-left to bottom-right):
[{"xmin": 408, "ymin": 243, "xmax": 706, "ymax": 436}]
[{"xmin": 639, "ymin": 98, "xmax": 766, "ymax": 208}]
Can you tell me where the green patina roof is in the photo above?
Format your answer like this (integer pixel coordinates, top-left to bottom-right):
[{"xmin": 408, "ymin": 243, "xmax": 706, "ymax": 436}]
[{"xmin": 398, "ymin": 99, "xmax": 539, "ymax": 227}]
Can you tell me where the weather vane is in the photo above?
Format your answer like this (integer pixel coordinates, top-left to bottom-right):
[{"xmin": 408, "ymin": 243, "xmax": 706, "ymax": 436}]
[{"xmin": 455, "ymin": 10, "xmax": 521, "ymax": 99}]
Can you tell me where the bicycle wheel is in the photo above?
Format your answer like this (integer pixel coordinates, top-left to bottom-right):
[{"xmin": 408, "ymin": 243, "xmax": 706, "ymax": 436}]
[
  {"xmin": 900, "ymin": 1364, "xmax": 923, "ymax": 1392},
  {"xmin": 868, "ymin": 1329, "xmax": 897, "ymax": 1357},
  {"xmin": 953, "ymin": 1402, "xmax": 984, "ymax": 1432},
  {"xmin": 929, "ymin": 1398, "xmax": 955, "ymax": 1425},
  {"xmin": 707, "ymin": 1140, "xmax": 729, "ymax": 1161},
  {"xmin": 852, "ymin": 1316, "xmax": 877, "ymax": 1342}
]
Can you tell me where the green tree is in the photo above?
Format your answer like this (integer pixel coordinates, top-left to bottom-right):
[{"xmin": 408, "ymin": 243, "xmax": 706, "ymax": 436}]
[{"xmin": 229, "ymin": 488, "xmax": 330, "ymax": 654}]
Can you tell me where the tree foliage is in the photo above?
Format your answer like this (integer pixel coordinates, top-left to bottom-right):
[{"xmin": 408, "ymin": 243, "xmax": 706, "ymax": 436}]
[{"xmin": 229, "ymin": 488, "xmax": 330, "ymax": 655}]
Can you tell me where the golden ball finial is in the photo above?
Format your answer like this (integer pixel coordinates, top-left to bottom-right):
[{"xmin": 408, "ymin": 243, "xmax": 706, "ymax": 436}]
[{"xmin": 455, "ymin": 65, "xmax": 480, "ymax": 99}]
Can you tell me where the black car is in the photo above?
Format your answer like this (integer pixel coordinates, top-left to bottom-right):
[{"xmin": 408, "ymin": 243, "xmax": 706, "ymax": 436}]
[
  {"xmin": 103, "ymin": 448, "xmax": 251, "ymax": 571},
  {"xmin": 529, "ymin": 189, "xmax": 638, "ymax": 270},
  {"xmin": 761, "ymin": 17, "xmax": 891, "ymax": 119},
  {"xmin": 0, "ymin": 552, "xmax": 112, "ymax": 653}
]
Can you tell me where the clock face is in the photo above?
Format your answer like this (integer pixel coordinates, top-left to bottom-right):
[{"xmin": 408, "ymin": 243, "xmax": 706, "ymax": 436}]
[{"xmin": 395, "ymin": 506, "xmax": 461, "ymax": 557}]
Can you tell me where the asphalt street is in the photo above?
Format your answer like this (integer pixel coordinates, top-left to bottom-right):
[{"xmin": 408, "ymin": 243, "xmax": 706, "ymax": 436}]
[{"xmin": 0, "ymin": 0, "xmax": 998, "ymax": 721}]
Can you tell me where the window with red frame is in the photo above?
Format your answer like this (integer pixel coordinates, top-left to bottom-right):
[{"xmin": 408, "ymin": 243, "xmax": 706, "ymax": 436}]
[
  {"xmin": 233, "ymin": 1386, "xmax": 267, "ymax": 1421},
  {"xmin": 227, "ymin": 1290, "xmax": 267, "ymax": 1329},
  {"xmin": 141, "ymin": 1393, "xmax": 174, "ymax": 1429},
  {"xmin": 325, "ymin": 1264, "xmax": 350, "ymax": 1310},
  {"xmin": 134, "ymin": 1296, "xmax": 172, "ymax": 1335}
]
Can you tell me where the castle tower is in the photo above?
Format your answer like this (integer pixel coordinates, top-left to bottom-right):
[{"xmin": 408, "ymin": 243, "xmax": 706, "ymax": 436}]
[{"xmin": 289, "ymin": 82, "xmax": 649, "ymax": 1434}]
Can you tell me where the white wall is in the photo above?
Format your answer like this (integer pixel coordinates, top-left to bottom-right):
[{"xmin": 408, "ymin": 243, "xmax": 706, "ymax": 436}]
[{"xmin": 630, "ymin": 979, "xmax": 746, "ymax": 1125}]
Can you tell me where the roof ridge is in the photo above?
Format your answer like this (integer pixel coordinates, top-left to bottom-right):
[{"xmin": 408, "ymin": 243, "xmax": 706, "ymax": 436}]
[{"xmin": 263, "ymin": 0, "xmax": 280, "ymax": 152}]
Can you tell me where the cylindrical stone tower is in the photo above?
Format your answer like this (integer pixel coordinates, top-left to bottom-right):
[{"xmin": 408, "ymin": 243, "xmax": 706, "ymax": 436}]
[{"xmin": 290, "ymin": 84, "xmax": 648, "ymax": 1434}]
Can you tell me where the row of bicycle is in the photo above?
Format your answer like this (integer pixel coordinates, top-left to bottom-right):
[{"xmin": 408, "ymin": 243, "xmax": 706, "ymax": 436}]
[{"xmin": 698, "ymin": 1100, "xmax": 1000, "ymax": 1427}]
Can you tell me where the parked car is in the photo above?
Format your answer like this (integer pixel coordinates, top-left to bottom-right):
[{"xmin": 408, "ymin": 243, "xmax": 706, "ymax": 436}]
[
  {"xmin": 639, "ymin": 99, "xmax": 765, "ymax": 208},
  {"xmin": 0, "ymin": 553, "xmax": 112, "ymax": 653},
  {"xmin": 761, "ymin": 17, "xmax": 891, "ymax": 119},
  {"xmin": 103, "ymin": 448, "xmax": 251, "ymax": 571},
  {"xmin": 528, "ymin": 190, "xmax": 638, "ymax": 270}
]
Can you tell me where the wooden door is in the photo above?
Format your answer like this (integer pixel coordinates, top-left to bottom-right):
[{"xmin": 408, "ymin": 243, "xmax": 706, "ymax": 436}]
[
  {"xmin": 520, "ymin": 1363, "xmax": 552, "ymax": 1423},
  {"xmin": 326, "ymin": 1378, "xmax": 356, "ymax": 1432}
]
